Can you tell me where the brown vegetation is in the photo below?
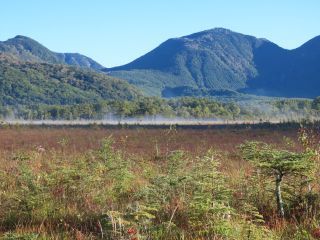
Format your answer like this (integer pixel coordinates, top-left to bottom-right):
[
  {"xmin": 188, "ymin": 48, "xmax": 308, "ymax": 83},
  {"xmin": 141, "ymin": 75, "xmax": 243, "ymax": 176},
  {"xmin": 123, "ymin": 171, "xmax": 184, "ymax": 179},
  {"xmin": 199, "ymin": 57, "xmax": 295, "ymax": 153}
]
[
  {"xmin": 0, "ymin": 125, "xmax": 318, "ymax": 239},
  {"xmin": 0, "ymin": 126, "xmax": 299, "ymax": 155}
]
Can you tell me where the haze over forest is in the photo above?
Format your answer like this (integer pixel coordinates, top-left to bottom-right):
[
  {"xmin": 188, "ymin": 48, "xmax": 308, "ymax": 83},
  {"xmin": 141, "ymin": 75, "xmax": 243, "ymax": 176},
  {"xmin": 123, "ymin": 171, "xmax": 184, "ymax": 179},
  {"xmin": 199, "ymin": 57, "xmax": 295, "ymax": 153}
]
[{"xmin": 1, "ymin": 1, "xmax": 320, "ymax": 121}]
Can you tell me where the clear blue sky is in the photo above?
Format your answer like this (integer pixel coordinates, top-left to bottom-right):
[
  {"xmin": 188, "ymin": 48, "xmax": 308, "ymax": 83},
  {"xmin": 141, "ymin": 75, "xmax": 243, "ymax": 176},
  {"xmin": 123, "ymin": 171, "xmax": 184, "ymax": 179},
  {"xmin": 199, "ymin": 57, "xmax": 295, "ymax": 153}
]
[{"xmin": 1, "ymin": 0, "xmax": 319, "ymax": 67}]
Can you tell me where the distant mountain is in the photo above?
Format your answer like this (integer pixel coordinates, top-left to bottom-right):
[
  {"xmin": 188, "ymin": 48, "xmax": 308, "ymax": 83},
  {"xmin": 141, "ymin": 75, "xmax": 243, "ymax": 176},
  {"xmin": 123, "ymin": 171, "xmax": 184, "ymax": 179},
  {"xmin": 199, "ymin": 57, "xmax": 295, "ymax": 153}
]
[
  {"xmin": 106, "ymin": 28, "xmax": 320, "ymax": 98},
  {"xmin": 0, "ymin": 54, "xmax": 141, "ymax": 106},
  {"xmin": 0, "ymin": 35, "xmax": 104, "ymax": 70}
]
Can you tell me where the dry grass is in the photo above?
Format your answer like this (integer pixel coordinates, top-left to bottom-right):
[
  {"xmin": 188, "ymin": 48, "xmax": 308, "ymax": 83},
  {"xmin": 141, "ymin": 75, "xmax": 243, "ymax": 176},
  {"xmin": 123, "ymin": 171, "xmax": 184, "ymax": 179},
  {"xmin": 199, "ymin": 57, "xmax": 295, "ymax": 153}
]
[
  {"xmin": 0, "ymin": 126, "xmax": 300, "ymax": 183},
  {"xmin": 0, "ymin": 125, "xmax": 312, "ymax": 239},
  {"xmin": 0, "ymin": 126, "xmax": 299, "ymax": 155}
]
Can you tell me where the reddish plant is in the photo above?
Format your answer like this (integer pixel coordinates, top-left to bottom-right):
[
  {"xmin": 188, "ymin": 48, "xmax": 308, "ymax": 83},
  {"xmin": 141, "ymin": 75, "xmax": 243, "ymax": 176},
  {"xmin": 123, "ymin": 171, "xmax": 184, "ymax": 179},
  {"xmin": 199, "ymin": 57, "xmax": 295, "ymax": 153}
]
[
  {"xmin": 127, "ymin": 227, "xmax": 137, "ymax": 235},
  {"xmin": 312, "ymin": 228, "xmax": 320, "ymax": 239}
]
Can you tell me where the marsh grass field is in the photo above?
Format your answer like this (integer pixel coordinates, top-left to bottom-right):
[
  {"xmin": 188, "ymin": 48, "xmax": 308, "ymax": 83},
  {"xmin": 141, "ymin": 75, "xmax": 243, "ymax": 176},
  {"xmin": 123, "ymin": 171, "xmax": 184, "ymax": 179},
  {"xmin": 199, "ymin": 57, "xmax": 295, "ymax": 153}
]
[
  {"xmin": 0, "ymin": 124, "xmax": 299, "ymax": 155},
  {"xmin": 0, "ymin": 124, "xmax": 320, "ymax": 239}
]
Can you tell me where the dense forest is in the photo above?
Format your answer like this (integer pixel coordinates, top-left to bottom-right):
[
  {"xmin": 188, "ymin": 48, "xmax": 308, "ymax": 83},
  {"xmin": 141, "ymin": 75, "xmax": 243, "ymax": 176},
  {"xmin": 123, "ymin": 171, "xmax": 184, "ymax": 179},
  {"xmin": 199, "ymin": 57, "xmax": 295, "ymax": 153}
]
[
  {"xmin": 0, "ymin": 54, "xmax": 141, "ymax": 106},
  {"xmin": 1, "ymin": 97, "xmax": 320, "ymax": 121}
]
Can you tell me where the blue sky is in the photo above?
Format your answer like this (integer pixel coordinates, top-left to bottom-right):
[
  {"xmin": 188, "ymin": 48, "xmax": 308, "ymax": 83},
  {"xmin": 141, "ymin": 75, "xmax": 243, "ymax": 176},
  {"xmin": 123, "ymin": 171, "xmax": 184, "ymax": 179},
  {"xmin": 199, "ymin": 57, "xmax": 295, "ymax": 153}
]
[{"xmin": 1, "ymin": 0, "xmax": 319, "ymax": 67}]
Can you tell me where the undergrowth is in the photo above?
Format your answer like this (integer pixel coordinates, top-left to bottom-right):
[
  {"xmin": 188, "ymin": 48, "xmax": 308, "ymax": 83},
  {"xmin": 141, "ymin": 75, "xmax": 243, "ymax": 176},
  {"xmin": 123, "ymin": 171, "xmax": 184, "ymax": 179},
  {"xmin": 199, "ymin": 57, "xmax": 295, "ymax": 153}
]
[{"xmin": 0, "ymin": 128, "xmax": 320, "ymax": 239}]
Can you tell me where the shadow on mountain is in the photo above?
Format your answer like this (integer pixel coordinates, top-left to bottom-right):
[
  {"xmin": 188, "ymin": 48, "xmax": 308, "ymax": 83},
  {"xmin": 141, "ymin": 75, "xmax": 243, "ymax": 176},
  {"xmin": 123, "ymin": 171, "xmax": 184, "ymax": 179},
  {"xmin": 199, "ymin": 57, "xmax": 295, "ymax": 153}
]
[{"xmin": 242, "ymin": 37, "xmax": 320, "ymax": 98}]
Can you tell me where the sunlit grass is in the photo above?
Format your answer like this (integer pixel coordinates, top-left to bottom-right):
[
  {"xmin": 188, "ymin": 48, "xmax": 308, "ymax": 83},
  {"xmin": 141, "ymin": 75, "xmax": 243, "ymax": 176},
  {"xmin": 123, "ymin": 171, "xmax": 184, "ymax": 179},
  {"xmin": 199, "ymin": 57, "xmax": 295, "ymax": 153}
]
[{"xmin": 0, "ymin": 126, "xmax": 319, "ymax": 239}]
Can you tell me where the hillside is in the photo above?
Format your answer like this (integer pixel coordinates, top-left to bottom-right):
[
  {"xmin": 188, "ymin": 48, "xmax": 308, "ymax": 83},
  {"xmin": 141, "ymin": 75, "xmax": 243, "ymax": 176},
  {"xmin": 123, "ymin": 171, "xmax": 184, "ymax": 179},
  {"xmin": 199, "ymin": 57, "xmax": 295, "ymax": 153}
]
[
  {"xmin": 106, "ymin": 28, "xmax": 320, "ymax": 98},
  {"xmin": 0, "ymin": 35, "xmax": 104, "ymax": 70},
  {"xmin": 0, "ymin": 55, "xmax": 141, "ymax": 106}
]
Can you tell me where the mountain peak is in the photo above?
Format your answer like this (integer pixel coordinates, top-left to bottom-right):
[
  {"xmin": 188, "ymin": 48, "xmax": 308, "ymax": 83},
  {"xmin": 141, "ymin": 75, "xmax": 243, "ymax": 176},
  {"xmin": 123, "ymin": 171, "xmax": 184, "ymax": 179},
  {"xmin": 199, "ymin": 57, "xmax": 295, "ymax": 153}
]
[
  {"xmin": 13, "ymin": 35, "xmax": 32, "ymax": 40},
  {"xmin": 207, "ymin": 27, "xmax": 233, "ymax": 33},
  {"xmin": 4, "ymin": 35, "xmax": 45, "ymax": 51},
  {"xmin": 107, "ymin": 28, "xmax": 320, "ymax": 98},
  {"xmin": 8, "ymin": 35, "xmax": 39, "ymax": 44},
  {"xmin": 297, "ymin": 35, "xmax": 320, "ymax": 50},
  {"xmin": 0, "ymin": 35, "xmax": 104, "ymax": 70},
  {"xmin": 182, "ymin": 28, "xmax": 234, "ymax": 40},
  {"xmin": 195, "ymin": 28, "xmax": 233, "ymax": 35}
]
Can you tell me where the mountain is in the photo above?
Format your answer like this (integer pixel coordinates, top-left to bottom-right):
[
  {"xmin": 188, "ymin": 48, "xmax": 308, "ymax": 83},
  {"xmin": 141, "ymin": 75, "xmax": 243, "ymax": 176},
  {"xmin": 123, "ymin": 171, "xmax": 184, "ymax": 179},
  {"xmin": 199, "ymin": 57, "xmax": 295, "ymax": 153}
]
[
  {"xmin": 0, "ymin": 54, "xmax": 141, "ymax": 106},
  {"xmin": 106, "ymin": 28, "xmax": 320, "ymax": 98},
  {"xmin": 0, "ymin": 35, "xmax": 104, "ymax": 70}
]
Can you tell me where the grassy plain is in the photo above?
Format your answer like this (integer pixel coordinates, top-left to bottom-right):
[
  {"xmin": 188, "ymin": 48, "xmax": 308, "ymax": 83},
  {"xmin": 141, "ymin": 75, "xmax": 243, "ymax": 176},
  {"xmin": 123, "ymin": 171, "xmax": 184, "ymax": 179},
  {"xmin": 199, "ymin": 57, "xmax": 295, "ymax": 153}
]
[{"xmin": 0, "ymin": 124, "xmax": 319, "ymax": 239}]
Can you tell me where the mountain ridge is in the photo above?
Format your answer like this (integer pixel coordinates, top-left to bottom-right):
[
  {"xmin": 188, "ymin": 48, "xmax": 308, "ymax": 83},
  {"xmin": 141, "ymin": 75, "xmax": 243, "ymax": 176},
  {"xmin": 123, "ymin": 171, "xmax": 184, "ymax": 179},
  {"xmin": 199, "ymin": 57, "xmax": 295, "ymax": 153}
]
[
  {"xmin": 0, "ymin": 53, "xmax": 141, "ymax": 106},
  {"xmin": 106, "ymin": 28, "xmax": 320, "ymax": 98},
  {"xmin": 0, "ymin": 35, "xmax": 104, "ymax": 70},
  {"xmin": 1, "ymin": 29, "xmax": 320, "ymax": 100}
]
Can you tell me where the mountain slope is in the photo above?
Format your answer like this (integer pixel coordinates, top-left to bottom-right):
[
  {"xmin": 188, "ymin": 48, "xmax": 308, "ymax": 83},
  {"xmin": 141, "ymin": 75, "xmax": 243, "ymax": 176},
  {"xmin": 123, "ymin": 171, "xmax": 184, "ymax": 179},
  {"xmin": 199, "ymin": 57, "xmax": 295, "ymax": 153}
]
[
  {"xmin": 0, "ymin": 54, "xmax": 141, "ymax": 106},
  {"xmin": 244, "ymin": 36, "xmax": 320, "ymax": 97},
  {"xmin": 106, "ymin": 28, "xmax": 320, "ymax": 98},
  {"xmin": 0, "ymin": 35, "xmax": 104, "ymax": 70}
]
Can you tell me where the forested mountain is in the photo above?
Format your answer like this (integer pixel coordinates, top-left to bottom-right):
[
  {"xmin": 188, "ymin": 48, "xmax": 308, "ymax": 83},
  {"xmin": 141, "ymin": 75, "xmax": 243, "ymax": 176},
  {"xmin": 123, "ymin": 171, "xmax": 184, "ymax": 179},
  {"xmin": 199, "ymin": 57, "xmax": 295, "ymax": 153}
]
[
  {"xmin": 0, "ymin": 35, "xmax": 104, "ymax": 70},
  {"xmin": 1, "ymin": 30, "xmax": 320, "ymax": 103},
  {"xmin": 106, "ymin": 28, "xmax": 320, "ymax": 98},
  {"xmin": 0, "ymin": 54, "xmax": 141, "ymax": 106}
]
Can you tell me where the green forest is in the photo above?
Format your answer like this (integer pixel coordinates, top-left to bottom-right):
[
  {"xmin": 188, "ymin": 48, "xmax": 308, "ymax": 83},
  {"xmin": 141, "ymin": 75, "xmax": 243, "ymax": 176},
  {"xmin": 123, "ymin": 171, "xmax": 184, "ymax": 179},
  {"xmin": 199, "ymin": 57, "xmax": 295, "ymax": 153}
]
[{"xmin": 1, "ymin": 97, "xmax": 320, "ymax": 121}]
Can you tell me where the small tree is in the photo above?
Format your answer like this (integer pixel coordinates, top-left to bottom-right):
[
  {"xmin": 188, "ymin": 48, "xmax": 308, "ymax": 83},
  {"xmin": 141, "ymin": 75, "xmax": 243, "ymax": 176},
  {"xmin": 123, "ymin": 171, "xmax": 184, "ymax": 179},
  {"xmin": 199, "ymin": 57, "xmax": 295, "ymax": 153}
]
[
  {"xmin": 311, "ymin": 96, "xmax": 320, "ymax": 110},
  {"xmin": 240, "ymin": 141, "xmax": 314, "ymax": 218}
]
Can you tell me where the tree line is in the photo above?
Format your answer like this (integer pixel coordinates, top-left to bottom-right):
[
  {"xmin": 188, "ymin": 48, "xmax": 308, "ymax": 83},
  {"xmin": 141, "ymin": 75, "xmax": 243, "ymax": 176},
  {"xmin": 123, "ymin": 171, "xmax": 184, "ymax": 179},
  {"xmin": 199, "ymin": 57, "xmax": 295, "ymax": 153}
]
[{"xmin": 0, "ymin": 97, "xmax": 320, "ymax": 121}]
